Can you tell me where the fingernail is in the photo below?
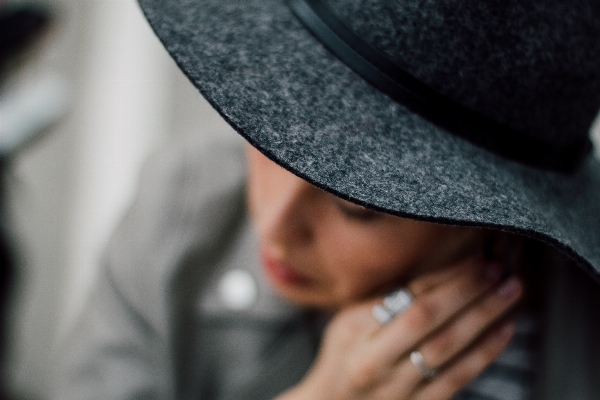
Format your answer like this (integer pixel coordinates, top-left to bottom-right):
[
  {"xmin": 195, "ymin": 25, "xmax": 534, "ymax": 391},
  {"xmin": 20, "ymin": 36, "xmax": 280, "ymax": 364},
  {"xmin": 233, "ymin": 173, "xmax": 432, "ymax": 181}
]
[
  {"xmin": 484, "ymin": 263, "xmax": 504, "ymax": 282},
  {"xmin": 498, "ymin": 277, "xmax": 522, "ymax": 298}
]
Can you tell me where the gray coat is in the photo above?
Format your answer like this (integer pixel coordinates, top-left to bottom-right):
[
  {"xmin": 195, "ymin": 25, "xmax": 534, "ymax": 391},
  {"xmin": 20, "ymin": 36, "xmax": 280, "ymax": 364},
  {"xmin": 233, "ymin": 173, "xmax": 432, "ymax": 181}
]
[
  {"xmin": 53, "ymin": 136, "xmax": 600, "ymax": 400},
  {"xmin": 54, "ymin": 137, "xmax": 318, "ymax": 400}
]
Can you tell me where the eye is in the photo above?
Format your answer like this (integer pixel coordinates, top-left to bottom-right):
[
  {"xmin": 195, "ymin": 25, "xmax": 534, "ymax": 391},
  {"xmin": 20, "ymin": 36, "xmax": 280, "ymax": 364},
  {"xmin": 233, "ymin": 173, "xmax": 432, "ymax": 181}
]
[{"xmin": 335, "ymin": 199, "xmax": 382, "ymax": 222}]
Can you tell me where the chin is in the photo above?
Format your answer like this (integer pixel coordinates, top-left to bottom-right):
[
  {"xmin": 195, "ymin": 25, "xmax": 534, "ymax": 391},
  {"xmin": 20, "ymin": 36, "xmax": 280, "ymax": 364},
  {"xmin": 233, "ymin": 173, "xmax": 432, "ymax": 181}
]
[{"xmin": 267, "ymin": 283, "xmax": 331, "ymax": 308}]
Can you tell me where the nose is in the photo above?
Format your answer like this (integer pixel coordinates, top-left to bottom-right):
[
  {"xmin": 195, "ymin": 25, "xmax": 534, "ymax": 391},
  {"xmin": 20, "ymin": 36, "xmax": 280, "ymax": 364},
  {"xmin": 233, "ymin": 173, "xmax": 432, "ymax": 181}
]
[{"xmin": 260, "ymin": 173, "xmax": 318, "ymax": 247}]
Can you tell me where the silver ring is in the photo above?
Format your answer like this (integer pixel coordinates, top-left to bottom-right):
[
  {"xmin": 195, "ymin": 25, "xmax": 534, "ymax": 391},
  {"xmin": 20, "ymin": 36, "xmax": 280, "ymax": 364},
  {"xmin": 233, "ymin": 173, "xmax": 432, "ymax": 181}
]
[
  {"xmin": 372, "ymin": 288, "xmax": 414, "ymax": 324},
  {"xmin": 410, "ymin": 350, "xmax": 438, "ymax": 379}
]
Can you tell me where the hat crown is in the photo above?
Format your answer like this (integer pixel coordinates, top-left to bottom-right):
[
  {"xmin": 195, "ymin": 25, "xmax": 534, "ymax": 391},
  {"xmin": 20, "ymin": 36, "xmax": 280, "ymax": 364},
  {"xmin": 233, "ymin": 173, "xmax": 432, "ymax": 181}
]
[{"xmin": 325, "ymin": 0, "xmax": 600, "ymax": 147}]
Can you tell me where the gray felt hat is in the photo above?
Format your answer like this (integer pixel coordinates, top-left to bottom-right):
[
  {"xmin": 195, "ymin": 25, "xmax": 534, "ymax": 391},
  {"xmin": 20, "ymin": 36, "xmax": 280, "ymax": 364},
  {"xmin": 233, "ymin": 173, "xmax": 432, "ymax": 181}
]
[{"xmin": 138, "ymin": 0, "xmax": 600, "ymax": 280}]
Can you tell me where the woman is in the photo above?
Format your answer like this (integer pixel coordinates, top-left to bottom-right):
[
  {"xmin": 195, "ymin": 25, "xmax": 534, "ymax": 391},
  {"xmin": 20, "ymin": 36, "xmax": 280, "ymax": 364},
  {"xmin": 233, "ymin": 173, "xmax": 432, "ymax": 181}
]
[
  {"xmin": 54, "ymin": 0, "xmax": 600, "ymax": 399},
  {"xmin": 248, "ymin": 144, "xmax": 528, "ymax": 399}
]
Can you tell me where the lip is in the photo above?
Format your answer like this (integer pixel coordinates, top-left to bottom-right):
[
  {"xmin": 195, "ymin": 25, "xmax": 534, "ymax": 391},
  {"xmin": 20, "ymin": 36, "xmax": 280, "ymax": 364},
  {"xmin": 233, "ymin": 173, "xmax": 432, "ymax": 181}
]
[{"xmin": 261, "ymin": 249, "xmax": 312, "ymax": 288}]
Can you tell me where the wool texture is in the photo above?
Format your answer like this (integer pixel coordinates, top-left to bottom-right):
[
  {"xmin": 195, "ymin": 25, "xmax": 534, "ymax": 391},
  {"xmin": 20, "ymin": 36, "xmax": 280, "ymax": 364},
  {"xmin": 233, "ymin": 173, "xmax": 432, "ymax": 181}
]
[{"xmin": 139, "ymin": 0, "xmax": 600, "ymax": 281}]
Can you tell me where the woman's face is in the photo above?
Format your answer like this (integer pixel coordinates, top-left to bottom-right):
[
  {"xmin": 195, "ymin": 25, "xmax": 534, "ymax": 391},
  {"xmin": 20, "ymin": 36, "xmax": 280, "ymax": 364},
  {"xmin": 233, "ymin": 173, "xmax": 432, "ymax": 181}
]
[{"xmin": 246, "ymin": 146, "xmax": 480, "ymax": 310}]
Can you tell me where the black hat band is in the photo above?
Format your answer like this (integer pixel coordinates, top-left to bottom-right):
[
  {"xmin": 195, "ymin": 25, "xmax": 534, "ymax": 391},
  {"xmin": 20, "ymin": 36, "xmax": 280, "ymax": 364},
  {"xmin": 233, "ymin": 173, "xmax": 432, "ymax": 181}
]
[{"xmin": 287, "ymin": 0, "xmax": 592, "ymax": 173}]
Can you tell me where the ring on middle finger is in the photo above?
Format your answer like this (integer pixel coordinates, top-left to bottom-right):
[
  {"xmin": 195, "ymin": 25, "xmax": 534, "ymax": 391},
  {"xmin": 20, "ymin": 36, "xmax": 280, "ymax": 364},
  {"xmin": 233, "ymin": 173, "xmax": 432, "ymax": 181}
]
[{"xmin": 372, "ymin": 288, "xmax": 414, "ymax": 324}]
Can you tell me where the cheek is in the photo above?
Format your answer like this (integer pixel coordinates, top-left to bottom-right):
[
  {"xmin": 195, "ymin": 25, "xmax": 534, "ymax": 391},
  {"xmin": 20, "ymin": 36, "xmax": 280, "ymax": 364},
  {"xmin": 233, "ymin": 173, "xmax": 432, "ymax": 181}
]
[
  {"xmin": 317, "ymin": 223, "xmax": 454, "ymax": 300},
  {"xmin": 316, "ymin": 229, "xmax": 415, "ymax": 300}
]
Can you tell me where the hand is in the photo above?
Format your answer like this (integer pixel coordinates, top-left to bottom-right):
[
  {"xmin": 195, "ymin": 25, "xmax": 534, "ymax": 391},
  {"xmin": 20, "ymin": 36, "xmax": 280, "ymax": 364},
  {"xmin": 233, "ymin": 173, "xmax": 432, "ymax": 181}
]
[{"xmin": 276, "ymin": 257, "xmax": 522, "ymax": 400}]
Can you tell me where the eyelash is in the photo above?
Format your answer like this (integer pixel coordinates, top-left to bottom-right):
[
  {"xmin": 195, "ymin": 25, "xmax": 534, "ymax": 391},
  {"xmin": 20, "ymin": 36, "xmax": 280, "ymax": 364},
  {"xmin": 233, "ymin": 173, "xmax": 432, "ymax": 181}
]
[{"xmin": 336, "ymin": 201, "xmax": 382, "ymax": 222}]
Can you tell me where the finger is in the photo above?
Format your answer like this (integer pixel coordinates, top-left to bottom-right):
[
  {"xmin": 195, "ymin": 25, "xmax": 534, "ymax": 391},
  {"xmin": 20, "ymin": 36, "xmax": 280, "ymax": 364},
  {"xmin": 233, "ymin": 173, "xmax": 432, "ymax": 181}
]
[
  {"xmin": 411, "ymin": 321, "xmax": 516, "ymax": 400},
  {"xmin": 359, "ymin": 259, "xmax": 478, "ymax": 332},
  {"xmin": 417, "ymin": 277, "xmax": 523, "ymax": 369},
  {"xmin": 373, "ymin": 229, "xmax": 485, "ymax": 298},
  {"xmin": 407, "ymin": 255, "xmax": 480, "ymax": 297},
  {"xmin": 368, "ymin": 276, "xmax": 519, "ymax": 399},
  {"xmin": 370, "ymin": 257, "xmax": 482, "ymax": 328},
  {"xmin": 411, "ymin": 227, "xmax": 485, "ymax": 280},
  {"xmin": 371, "ymin": 260, "xmax": 505, "ymax": 365}
]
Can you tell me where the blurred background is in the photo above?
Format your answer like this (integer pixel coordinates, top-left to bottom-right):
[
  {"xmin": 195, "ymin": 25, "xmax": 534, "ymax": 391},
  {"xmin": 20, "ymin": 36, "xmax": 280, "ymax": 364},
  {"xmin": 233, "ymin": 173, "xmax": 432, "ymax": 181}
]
[
  {"xmin": 0, "ymin": 0, "xmax": 599, "ymax": 399},
  {"xmin": 0, "ymin": 0, "xmax": 237, "ymax": 398}
]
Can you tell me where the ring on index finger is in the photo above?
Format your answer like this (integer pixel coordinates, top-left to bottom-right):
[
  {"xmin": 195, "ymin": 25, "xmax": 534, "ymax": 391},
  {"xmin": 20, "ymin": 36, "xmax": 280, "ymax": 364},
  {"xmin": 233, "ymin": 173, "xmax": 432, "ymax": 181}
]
[{"xmin": 372, "ymin": 288, "xmax": 414, "ymax": 324}]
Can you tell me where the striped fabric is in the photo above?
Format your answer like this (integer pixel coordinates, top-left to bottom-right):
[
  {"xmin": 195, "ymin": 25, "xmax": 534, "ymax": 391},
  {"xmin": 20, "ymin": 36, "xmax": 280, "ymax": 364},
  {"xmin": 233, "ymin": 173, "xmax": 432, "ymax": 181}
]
[{"xmin": 454, "ymin": 314, "xmax": 538, "ymax": 400}]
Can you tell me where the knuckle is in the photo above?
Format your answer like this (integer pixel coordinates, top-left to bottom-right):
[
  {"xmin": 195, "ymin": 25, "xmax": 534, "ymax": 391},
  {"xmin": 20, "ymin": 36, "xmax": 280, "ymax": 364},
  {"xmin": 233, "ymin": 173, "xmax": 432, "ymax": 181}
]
[
  {"xmin": 408, "ymin": 279, "xmax": 429, "ymax": 297},
  {"xmin": 426, "ymin": 331, "xmax": 455, "ymax": 362},
  {"xmin": 472, "ymin": 302, "xmax": 504, "ymax": 327},
  {"xmin": 346, "ymin": 356, "xmax": 381, "ymax": 391},
  {"xmin": 404, "ymin": 299, "xmax": 439, "ymax": 331},
  {"xmin": 447, "ymin": 367, "xmax": 473, "ymax": 388}
]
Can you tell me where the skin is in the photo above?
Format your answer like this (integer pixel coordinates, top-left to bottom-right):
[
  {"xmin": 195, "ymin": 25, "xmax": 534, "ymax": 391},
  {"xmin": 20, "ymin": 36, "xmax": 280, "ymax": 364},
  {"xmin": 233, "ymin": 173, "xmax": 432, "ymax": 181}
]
[{"xmin": 246, "ymin": 146, "xmax": 523, "ymax": 399}]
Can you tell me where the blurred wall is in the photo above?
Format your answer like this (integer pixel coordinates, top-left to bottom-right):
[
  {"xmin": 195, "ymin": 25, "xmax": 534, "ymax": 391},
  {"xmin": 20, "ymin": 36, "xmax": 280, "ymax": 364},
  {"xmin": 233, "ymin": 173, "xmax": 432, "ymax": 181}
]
[{"xmin": 2, "ymin": 0, "xmax": 235, "ymax": 398}]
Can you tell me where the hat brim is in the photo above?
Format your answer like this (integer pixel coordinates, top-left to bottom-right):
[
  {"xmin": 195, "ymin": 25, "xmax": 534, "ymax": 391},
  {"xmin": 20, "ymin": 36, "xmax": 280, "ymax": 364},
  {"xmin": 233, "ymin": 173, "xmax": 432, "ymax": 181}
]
[{"xmin": 139, "ymin": 0, "xmax": 600, "ymax": 280}]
